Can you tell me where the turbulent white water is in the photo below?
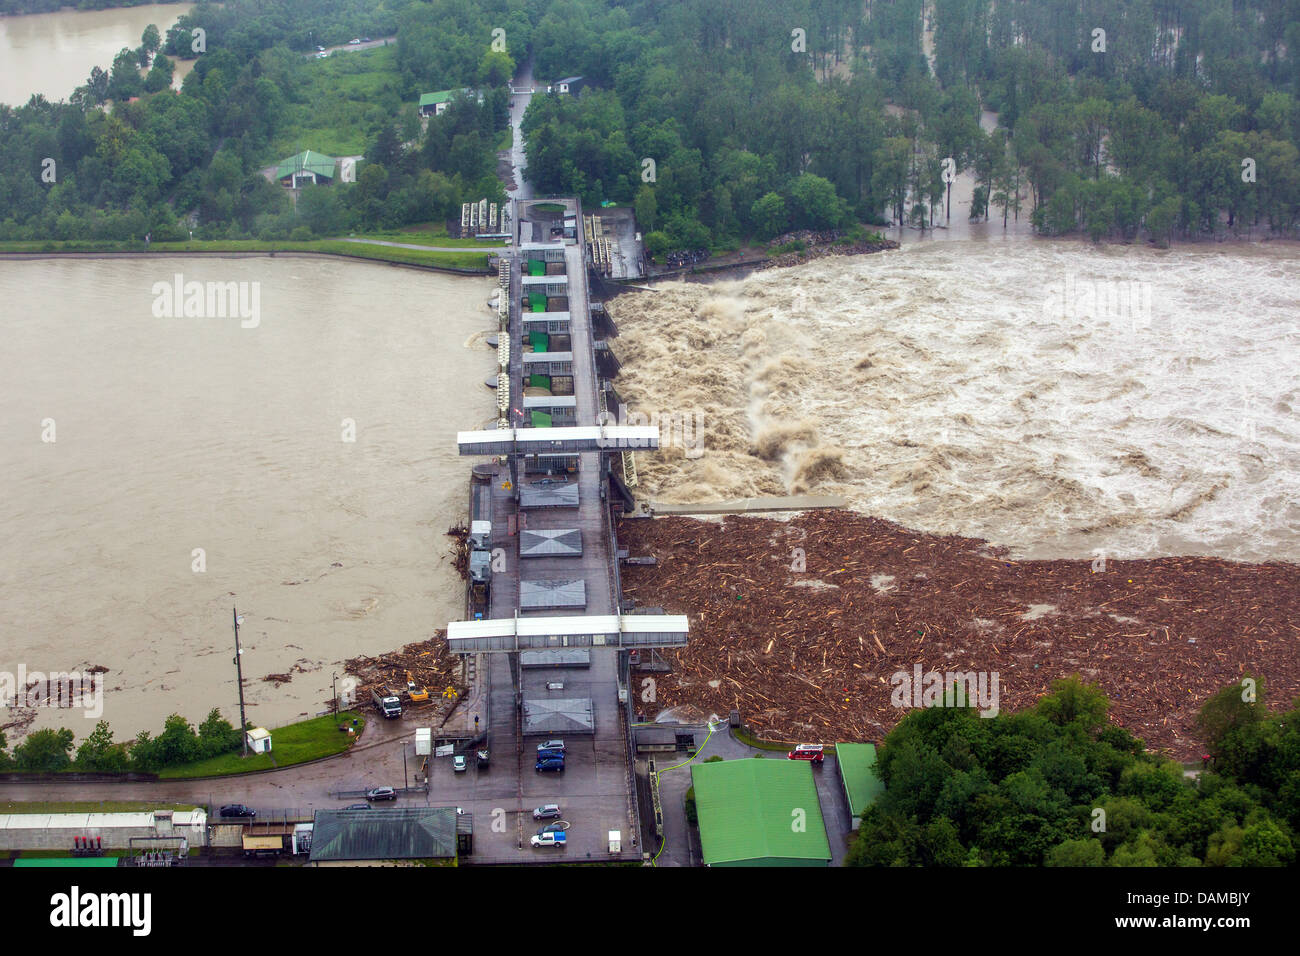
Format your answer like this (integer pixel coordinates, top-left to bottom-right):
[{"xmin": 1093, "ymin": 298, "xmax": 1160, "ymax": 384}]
[{"xmin": 611, "ymin": 240, "xmax": 1300, "ymax": 562}]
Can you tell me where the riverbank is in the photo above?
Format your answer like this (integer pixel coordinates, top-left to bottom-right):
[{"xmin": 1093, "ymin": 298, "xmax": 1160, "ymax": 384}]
[
  {"xmin": 632, "ymin": 229, "xmax": 900, "ymax": 286},
  {"xmin": 0, "ymin": 239, "xmax": 493, "ymax": 273}
]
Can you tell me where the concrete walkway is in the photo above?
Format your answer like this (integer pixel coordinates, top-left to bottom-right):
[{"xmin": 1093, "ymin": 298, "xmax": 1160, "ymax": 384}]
[{"xmin": 337, "ymin": 238, "xmax": 503, "ymax": 253}]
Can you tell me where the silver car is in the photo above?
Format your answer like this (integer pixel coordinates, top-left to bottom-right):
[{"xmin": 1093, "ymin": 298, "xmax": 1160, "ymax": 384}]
[
  {"xmin": 536, "ymin": 739, "xmax": 566, "ymax": 754},
  {"xmin": 532, "ymin": 804, "xmax": 561, "ymax": 820}
]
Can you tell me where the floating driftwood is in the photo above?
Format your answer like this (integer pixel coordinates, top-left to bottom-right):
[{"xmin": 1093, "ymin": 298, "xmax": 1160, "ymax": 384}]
[{"xmin": 619, "ymin": 512, "xmax": 1300, "ymax": 758}]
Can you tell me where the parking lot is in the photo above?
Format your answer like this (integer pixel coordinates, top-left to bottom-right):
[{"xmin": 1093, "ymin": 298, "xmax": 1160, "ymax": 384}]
[{"xmin": 414, "ymin": 724, "xmax": 640, "ymax": 863}]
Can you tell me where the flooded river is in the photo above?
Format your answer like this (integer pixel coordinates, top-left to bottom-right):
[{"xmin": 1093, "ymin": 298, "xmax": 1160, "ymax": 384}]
[
  {"xmin": 0, "ymin": 256, "xmax": 496, "ymax": 738},
  {"xmin": 611, "ymin": 240, "xmax": 1300, "ymax": 564},
  {"xmin": 0, "ymin": 3, "xmax": 195, "ymax": 106}
]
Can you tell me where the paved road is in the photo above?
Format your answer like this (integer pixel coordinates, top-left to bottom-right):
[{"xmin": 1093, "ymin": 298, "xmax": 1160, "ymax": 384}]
[
  {"xmin": 337, "ymin": 238, "xmax": 504, "ymax": 253},
  {"xmin": 305, "ymin": 36, "xmax": 395, "ymax": 58},
  {"xmin": 507, "ymin": 60, "xmax": 536, "ymax": 199},
  {"xmin": 0, "ymin": 717, "xmax": 418, "ymax": 811}
]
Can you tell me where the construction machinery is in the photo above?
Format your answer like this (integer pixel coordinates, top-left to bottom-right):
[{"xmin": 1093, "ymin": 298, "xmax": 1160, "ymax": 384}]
[{"xmin": 406, "ymin": 670, "xmax": 430, "ymax": 703}]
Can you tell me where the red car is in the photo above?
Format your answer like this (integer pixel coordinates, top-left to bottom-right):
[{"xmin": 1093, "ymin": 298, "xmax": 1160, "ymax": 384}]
[{"xmin": 787, "ymin": 744, "xmax": 825, "ymax": 764}]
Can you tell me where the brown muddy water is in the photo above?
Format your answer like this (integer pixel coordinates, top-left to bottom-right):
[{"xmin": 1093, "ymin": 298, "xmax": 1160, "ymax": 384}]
[
  {"xmin": 0, "ymin": 3, "xmax": 195, "ymax": 106},
  {"xmin": 610, "ymin": 240, "xmax": 1300, "ymax": 564},
  {"xmin": 0, "ymin": 257, "xmax": 497, "ymax": 739}
]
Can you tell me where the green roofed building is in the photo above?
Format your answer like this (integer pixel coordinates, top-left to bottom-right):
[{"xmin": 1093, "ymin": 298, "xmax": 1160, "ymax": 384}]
[
  {"xmin": 275, "ymin": 150, "xmax": 338, "ymax": 188},
  {"xmin": 835, "ymin": 743, "xmax": 885, "ymax": 828},
  {"xmin": 13, "ymin": 857, "xmax": 119, "ymax": 867},
  {"xmin": 528, "ymin": 292, "xmax": 547, "ymax": 313},
  {"xmin": 418, "ymin": 88, "xmax": 478, "ymax": 117},
  {"xmin": 690, "ymin": 758, "xmax": 831, "ymax": 866}
]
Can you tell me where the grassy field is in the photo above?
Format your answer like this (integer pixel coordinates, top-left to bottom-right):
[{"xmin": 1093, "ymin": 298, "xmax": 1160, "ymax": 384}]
[
  {"xmin": 0, "ymin": 801, "xmax": 201, "ymax": 814},
  {"xmin": 0, "ymin": 239, "xmax": 493, "ymax": 272},
  {"xmin": 158, "ymin": 711, "xmax": 366, "ymax": 779},
  {"xmin": 265, "ymin": 47, "xmax": 405, "ymax": 160},
  {"xmin": 349, "ymin": 226, "xmax": 507, "ymax": 248}
]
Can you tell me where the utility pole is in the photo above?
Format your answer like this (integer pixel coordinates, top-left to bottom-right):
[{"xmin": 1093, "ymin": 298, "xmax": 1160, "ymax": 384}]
[
  {"xmin": 332, "ymin": 672, "xmax": 339, "ymax": 715},
  {"xmin": 233, "ymin": 607, "xmax": 248, "ymax": 756}
]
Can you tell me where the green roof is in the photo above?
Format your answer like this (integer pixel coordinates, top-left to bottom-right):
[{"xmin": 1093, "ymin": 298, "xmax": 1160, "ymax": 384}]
[
  {"xmin": 530, "ymin": 410, "xmax": 552, "ymax": 427},
  {"xmin": 309, "ymin": 808, "xmax": 457, "ymax": 862},
  {"xmin": 275, "ymin": 149, "xmax": 337, "ymax": 181},
  {"xmin": 528, "ymin": 292, "xmax": 547, "ymax": 312},
  {"xmin": 836, "ymin": 743, "xmax": 884, "ymax": 822},
  {"xmin": 530, "ymin": 331, "xmax": 549, "ymax": 352},
  {"xmin": 691, "ymin": 759, "xmax": 831, "ymax": 866},
  {"xmin": 528, "ymin": 259, "xmax": 546, "ymax": 276},
  {"xmin": 419, "ymin": 88, "xmax": 465, "ymax": 108},
  {"xmin": 14, "ymin": 857, "xmax": 120, "ymax": 867}
]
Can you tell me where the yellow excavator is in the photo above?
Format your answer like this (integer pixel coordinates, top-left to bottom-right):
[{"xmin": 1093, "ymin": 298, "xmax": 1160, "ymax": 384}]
[{"xmin": 406, "ymin": 670, "xmax": 430, "ymax": 703}]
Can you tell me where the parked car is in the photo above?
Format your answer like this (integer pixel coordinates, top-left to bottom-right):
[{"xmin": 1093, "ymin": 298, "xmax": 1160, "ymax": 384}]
[
  {"xmin": 315, "ymin": 45, "xmax": 325, "ymax": 51},
  {"xmin": 532, "ymin": 804, "xmax": 561, "ymax": 820},
  {"xmin": 219, "ymin": 804, "xmax": 256, "ymax": 818},
  {"xmin": 315, "ymin": 52, "xmax": 327, "ymax": 59},
  {"xmin": 536, "ymin": 739, "xmax": 566, "ymax": 753},
  {"xmin": 787, "ymin": 743, "xmax": 825, "ymax": 764},
  {"xmin": 361, "ymin": 36, "xmax": 371, "ymax": 42},
  {"xmin": 366, "ymin": 786, "xmax": 397, "ymax": 801},
  {"xmin": 344, "ymin": 804, "xmax": 372, "ymax": 810},
  {"xmin": 530, "ymin": 831, "xmax": 566, "ymax": 848},
  {"xmin": 537, "ymin": 821, "xmax": 569, "ymax": 835},
  {"xmin": 452, "ymin": 754, "xmax": 467, "ymax": 772},
  {"xmin": 348, "ymin": 38, "xmax": 361, "ymax": 44},
  {"xmin": 536, "ymin": 748, "xmax": 564, "ymax": 761},
  {"xmin": 535, "ymin": 757, "xmax": 565, "ymax": 773}
]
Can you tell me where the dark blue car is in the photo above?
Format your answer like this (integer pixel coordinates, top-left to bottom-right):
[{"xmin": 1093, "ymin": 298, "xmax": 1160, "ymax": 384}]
[{"xmin": 535, "ymin": 756, "xmax": 565, "ymax": 773}]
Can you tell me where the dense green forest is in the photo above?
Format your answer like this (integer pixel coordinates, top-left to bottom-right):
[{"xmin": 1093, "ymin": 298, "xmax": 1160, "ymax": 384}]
[
  {"xmin": 847, "ymin": 678, "xmax": 1299, "ymax": 867},
  {"xmin": 521, "ymin": 0, "xmax": 1300, "ymax": 248},
  {"xmin": 2, "ymin": 0, "xmax": 1300, "ymax": 245},
  {"xmin": 0, "ymin": 0, "xmax": 514, "ymax": 241}
]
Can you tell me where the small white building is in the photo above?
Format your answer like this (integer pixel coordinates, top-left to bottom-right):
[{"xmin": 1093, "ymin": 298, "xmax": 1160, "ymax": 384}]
[{"xmin": 246, "ymin": 727, "xmax": 272, "ymax": 754}]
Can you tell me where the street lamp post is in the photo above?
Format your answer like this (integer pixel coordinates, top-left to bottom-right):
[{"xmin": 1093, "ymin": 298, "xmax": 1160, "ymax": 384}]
[
  {"xmin": 233, "ymin": 607, "xmax": 248, "ymax": 756},
  {"xmin": 332, "ymin": 672, "xmax": 338, "ymax": 715}
]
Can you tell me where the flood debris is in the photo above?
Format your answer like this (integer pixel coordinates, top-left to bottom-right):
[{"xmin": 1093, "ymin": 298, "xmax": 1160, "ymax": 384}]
[
  {"xmin": 344, "ymin": 631, "xmax": 465, "ymax": 720},
  {"xmin": 447, "ymin": 521, "xmax": 470, "ymax": 577},
  {"xmin": 618, "ymin": 512, "xmax": 1300, "ymax": 758}
]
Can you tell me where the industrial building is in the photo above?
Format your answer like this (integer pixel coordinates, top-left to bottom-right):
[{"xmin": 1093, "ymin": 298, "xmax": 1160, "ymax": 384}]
[
  {"xmin": 0, "ymin": 808, "xmax": 206, "ymax": 853},
  {"xmin": 835, "ymin": 743, "xmax": 885, "ymax": 828},
  {"xmin": 690, "ymin": 759, "xmax": 832, "ymax": 866},
  {"xmin": 308, "ymin": 807, "xmax": 469, "ymax": 866}
]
